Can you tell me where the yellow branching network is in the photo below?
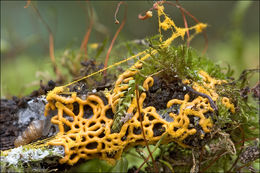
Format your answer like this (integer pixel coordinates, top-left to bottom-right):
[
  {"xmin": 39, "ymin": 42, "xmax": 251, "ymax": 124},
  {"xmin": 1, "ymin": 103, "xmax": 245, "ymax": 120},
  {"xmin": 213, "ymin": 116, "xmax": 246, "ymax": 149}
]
[{"xmin": 34, "ymin": 4, "xmax": 235, "ymax": 165}]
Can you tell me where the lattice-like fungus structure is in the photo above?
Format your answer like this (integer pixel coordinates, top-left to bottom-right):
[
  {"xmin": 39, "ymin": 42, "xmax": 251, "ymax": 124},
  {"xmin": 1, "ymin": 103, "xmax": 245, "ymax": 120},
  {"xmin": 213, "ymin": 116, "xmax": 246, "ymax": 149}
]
[
  {"xmin": 42, "ymin": 4, "xmax": 235, "ymax": 165},
  {"xmin": 44, "ymin": 66, "xmax": 235, "ymax": 165}
]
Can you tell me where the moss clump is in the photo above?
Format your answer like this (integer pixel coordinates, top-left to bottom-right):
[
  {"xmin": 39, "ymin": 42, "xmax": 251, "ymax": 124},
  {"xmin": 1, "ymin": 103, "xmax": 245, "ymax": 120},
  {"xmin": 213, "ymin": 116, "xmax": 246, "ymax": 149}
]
[{"xmin": 136, "ymin": 44, "xmax": 231, "ymax": 84}]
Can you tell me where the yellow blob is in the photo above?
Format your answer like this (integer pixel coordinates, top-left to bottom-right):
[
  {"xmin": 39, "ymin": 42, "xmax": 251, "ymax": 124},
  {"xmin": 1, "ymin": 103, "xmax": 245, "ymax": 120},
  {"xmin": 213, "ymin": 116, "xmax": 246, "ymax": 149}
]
[{"xmin": 222, "ymin": 97, "xmax": 235, "ymax": 114}]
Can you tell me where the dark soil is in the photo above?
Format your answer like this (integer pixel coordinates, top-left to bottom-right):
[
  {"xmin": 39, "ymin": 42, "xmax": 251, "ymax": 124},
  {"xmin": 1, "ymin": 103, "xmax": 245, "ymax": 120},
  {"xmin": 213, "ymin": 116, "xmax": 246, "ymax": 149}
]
[
  {"xmin": 29, "ymin": 80, "xmax": 56, "ymax": 97},
  {"xmin": 0, "ymin": 80, "xmax": 57, "ymax": 151},
  {"xmin": 0, "ymin": 97, "xmax": 27, "ymax": 150},
  {"xmin": 143, "ymin": 76, "xmax": 189, "ymax": 110}
]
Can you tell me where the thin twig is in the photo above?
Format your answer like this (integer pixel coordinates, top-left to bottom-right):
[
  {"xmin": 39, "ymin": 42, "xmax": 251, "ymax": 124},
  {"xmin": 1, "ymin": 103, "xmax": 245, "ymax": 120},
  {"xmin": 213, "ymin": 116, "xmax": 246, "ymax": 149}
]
[
  {"xmin": 176, "ymin": 0, "xmax": 190, "ymax": 47},
  {"xmin": 198, "ymin": 146, "xmax": 204, "ymax": 172},
  {"xmin": 185, "ymin": 85, "xmax": 218, "ymax": 113},
  {"xmin": 30, "ymin": 3, "xmax": 63, "ymax": 82},
  {"xmin": 227, "ymin": 125, "xmax": 245, "ymax": 172},
  {"xmin": 201, "ymin": 150, "xmax": 227, "ymax": 172},
  {"xmin": 103, "ymin": 1, "xmax": 127, "ymax": 76},
  {"xmin": 80, "ymin": 0, "xmax": 94, "ymax": 60},
  {"xmin": 135, "ymin": 84, "xmax": 158, "ymax": 173},
  {"xmin": 136, "ymin": 132, "xmax": 168, "ymax": 173},
  {"xmin": 235, "ymin": 161, "xmax": 254, "ymax": 172},
  {"xmin": 235, "ymin": 137, "xmax": 257, "ymax": 146}
]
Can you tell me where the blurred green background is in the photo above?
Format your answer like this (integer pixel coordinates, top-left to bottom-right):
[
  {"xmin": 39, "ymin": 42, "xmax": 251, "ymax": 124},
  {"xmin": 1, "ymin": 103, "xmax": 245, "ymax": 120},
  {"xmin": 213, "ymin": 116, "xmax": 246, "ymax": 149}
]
[{"xmin": 1, "ymin": 1, "xmax": 259, "ymax": 98}]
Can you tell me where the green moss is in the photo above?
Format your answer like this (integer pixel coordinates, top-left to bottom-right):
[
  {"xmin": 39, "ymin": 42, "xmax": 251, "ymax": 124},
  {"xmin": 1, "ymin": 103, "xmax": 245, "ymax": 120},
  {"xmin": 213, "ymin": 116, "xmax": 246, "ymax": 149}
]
[
  {"xmin": 111, "ymin": 79, "xmax": 145, "ymax": 133},
  {"xmin": 136, "ymin": 44, "xmax": 232, "ymax": 85},
  {"xmin": 215, "ymin": 82, "xmax": 259, "ymax": 143}
]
